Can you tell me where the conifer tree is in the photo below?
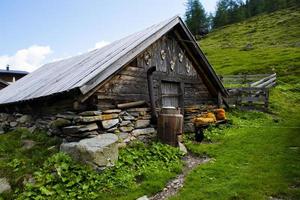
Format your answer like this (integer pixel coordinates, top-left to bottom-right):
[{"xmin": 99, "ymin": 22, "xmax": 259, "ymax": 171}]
[{"xmin": 185, "ymin": 0, "xmax": 209, "ymax": 36}]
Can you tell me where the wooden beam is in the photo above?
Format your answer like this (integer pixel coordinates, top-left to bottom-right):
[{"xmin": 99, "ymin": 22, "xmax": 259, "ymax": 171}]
[{"xmin": 117, "ymin": 100, "xmax": 146, "ymax": 109}]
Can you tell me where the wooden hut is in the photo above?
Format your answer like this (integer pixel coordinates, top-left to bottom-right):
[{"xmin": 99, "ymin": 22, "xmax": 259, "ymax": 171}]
[{"xmin": 0, "ymin": 16, "xmax": 227, "ymax": 116}]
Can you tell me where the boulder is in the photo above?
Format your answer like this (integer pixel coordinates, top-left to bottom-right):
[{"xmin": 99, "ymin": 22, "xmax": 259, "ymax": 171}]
[
  {"xmin": 132, "ymin": 128, "xmax": 156, "ymax": 137},
  {"xmin": 63, "ymin": 123, "xmax": 98, "ymax": 135},
  {"xmin": 0, "ymin": 178, "xmax": 11, "ymax": 194},
  {"xmin": 60, "ymin": 134, "xmax": 118, "ymax": 167},
  {"xmin": 119, "ymin": 126, "xmax": 134, "ymax": 132},
  {"xmin": 79, "ymin": 110, "xmax": 102, "ymax": 116},
  {"xmin": 101, "ymin": 119, "xmax": 119, "ymax": 129},
  {"xmin": 103, "ymin": 109, "xmax": 121, "ymax": 114},
  {"xmin": 135, "ymin": 120, "xmax": 150, "ymax": 129}
]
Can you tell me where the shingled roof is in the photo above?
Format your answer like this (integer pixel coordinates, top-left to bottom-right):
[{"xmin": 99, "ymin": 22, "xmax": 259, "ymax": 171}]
[{"xmin": 0, "ymin": 16, "xmax": 226, "ymax": 105}]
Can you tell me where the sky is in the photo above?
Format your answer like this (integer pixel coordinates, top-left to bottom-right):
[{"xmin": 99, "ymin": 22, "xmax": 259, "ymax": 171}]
[{"xmin": 0, "ymin": 0, "xmax": 218, "ymax": 72}]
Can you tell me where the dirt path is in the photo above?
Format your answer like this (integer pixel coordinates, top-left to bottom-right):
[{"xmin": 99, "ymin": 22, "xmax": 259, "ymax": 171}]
[{"xmin": 149, "ymin": 154, "xmax": 211, "ymax": 200}]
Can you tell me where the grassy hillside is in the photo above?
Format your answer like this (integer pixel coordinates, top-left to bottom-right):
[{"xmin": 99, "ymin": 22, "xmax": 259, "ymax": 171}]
[
  {"xmin": 200, "ymin": 7, "xmax": 300, "ymax": 84},
  {"xmin": 171, "ymin": 8, "xmax": 300, "ymax": 200}
]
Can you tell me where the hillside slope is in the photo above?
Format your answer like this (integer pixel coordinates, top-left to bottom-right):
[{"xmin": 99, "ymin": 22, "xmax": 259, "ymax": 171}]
[{"xmin": 200, "ymin": 7, "xmax": 300, "ymax": 83}]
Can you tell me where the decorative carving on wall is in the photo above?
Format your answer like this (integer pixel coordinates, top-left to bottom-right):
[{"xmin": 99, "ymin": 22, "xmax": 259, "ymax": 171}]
[
  {"xmin": 160, "ymin": 49, "xmax": 166, "ymax": 60},
  {"xmin": 186, "ymin": 62, "xmax": 191, "ymax": 73},
  {"xmin": 170, "ymin": 60, "xmax": 175, "ymax": 71},
  {"xmin": 178, "ymin": 52, "xmax": 183, "ymax": 63},
  {"xmin": 144, "ymin": 52, "xmax": 151, "ymax": 65}
]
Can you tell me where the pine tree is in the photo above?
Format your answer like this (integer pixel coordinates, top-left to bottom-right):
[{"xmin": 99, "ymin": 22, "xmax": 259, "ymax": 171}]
[
  {"xmin": 213, "ymin": 0, "xmax": 230, "ymax": 28},
  {"xmin": 184, "ymin": 0, "xmax": 208, "ymax": 36}
]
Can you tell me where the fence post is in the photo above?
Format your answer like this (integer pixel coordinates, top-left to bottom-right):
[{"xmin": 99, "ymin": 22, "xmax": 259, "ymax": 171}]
[{"xmin": 265, "ymin": 88, "xmax": 269, "ymax": 111}]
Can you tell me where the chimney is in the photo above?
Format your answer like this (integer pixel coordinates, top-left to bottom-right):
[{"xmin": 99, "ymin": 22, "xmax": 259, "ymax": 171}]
[{"xmin": 6, "ymin": 64, "xmax": 9, "ymax": 71}]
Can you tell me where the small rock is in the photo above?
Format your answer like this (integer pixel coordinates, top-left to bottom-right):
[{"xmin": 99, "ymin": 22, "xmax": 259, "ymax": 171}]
[
  {"xmin": 123, "ymin": 115, "xmax": 135, "ymax": 121},
  {"xmin": 0, "ymin": 127, "xmax": 4, "ymax": 135},
  {"xmin": 101, "ymin": 114, "xmax": 119, "ymax": 121},
  {"xmin": 118, "ymin": 132, "xmax": 129, "ymax": 140},
  {"xmin": 77, "ymin": 115, "xmax": 102, "ymax": 123},
  {"xmin": 56, "ymin": 114, "xmax": 76, "ymax": 120},
  {"xmin": 127, "ymin": 111, "xmax": 140, "ymax": 117},
  {"xmin": 178, "ymin": 142, "xmax": 187, "ymax": 154},
  {"xmin": 120, "ymin": 120, "xmax": 131, "ymax": 126},
  {"xmin": 22, "ymin": 174, "xmax": 35, "ymax": 185},
  {"xmin": 136, "ymin": 195, "xmax": 149, "ymax": 200},
  {"xmin": 102, "ymin": 119, "xmax": 119, "ymax": 129},
  {"xmin": 21, "ymin": 140, "xmax": 36, "ymax": 150},
  {"xmin": 15, "ymin": 113, "xmax": 22, "ymax": 117},
  {"xmin": 50, "ymin": 118, "xmax": 71, "ymax": 128},
  {"xmin": 135, "ymin": 120, "xmax": 150, "ymax": 129},
  {"xmin": 79, "ymin": 110, "xmax": 102, "ymax": 116},
  {"xmin": 28, "ymin": 125, "xmax": 37, "ymax": 133},
  {"xmin": 63, "ymin": 123, "xmax": 98, "ymax": 135},
  {"xmin": 103, "ymin": 109, "xmax": 121, "ymax": 114},
  {"xmin": 0, "ymin": 113, "xmax": 9, "ymax": 122},
  {"xmin": 0, "ymin": 178, "xmax": 11, "ymax": 193},
  {"xmin": 132, "ymin": 128, "xmax": 156, "ymax": 136},
  {"xmin": 9, "ymin": 121, "xmax": 18, "ymax": 127},
  {"xmin": 18, "ymin": 115, "xmax": 32, "ymax": 124},
  {"xmin": 118, "ymin": 143, "xmax": 127, "ymax": 148},
  {"xmin": 119, "ymin": 126, "xmax": 134, "ymax": 132},
  {"xmin": 107, "ymin": 127, "xmax": 118, "ymax": 133}
]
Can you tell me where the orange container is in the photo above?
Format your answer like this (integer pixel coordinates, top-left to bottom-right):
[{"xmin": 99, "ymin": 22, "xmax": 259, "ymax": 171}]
[{"xmin": 215, "ymin": 109, "xmax": 226, "ymax": 120}]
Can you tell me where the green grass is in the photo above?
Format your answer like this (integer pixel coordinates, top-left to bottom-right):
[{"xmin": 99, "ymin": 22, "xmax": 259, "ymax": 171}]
[
  {"xmin": 171, "ymin": 8, "xmax": 300, "ymax": 199},
  {"xmin": 172, "ymin": 109, "xmax": 300, "ymax": 199},
  {"xmin": 0, "ymin": 129, "xmax": 61, "ymax": 199},
  {"xmin": 200, "ymin": 7, "xmax": 300, "ymax": 82}
]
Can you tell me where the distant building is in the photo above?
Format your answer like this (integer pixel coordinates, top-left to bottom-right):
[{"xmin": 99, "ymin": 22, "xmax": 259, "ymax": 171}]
[
  {"xmin": 0, "ymin": 65, "xmax": 29, "ymax": 84},
  {"xmin": 0, "ymin": 79, "xmax": 8, "ymax": 90}
]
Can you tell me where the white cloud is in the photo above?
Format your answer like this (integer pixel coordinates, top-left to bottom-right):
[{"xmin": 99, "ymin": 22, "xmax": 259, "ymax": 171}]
[
  {"xmin": 0, "ymin": 45, "xmax": 52, "ymax": 72},
  {"xmin": 89, "ymin": 40, "xmax": 110, "ymax": 51}
]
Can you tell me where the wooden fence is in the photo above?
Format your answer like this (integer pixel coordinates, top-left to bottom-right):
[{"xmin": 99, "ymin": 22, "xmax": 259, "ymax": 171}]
[{"xmin": 220, "ymin": 74, "xmax": 276, "ymax": 111}]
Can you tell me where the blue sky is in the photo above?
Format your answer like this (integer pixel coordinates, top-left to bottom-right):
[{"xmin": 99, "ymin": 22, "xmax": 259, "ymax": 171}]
[{"xmin": 0, "ymin": 0, "xmax": 218, "ymax": 71}]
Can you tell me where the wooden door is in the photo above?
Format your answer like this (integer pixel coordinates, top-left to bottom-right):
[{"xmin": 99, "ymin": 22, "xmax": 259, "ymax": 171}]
[{"xmin": 161, "ymin": 81, "xmax": 180, "ymax": 107}]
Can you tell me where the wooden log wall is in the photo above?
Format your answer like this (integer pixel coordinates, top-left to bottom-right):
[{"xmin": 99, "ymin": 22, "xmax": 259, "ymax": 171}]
[{"xmin": 94, "ymin": 33, "xmax": 217, "ymax": 110}]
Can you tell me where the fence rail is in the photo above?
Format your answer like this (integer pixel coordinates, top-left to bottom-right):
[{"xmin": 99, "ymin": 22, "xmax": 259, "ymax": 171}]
[{"xmin": 220, "ymin": 73, "xmax": 276, "ymax": 111}]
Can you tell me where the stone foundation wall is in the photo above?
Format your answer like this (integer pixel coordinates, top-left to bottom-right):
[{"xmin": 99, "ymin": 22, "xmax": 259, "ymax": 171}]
[
  {"xmin": 0, "ymin": 106, "xmax": 156, "ymax": 146},
  {"xmin": 0, "ymin": 104, "xmax": 216, "ymax": 144}
]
